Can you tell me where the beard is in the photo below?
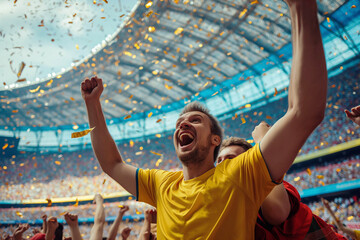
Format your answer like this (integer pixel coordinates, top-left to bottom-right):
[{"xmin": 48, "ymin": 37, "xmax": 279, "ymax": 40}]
[{"xmin": 178, "ymin": 135, "xmax": 212, "ymax": 166}]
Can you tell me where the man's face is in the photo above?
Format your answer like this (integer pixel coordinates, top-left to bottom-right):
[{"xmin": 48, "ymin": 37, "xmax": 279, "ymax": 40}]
[
  {"xmin": 217, "ymin": 145, "xmax": 246, "ymax": 165},
  {"xmin": 173, "ymin": 111, "xmax": 215, "ymax": 165}
]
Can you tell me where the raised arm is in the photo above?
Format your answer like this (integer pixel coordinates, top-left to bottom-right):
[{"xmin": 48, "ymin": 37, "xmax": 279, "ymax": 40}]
[
  {"xmin": 345, "ymin": 105, "xmax": 360, "ymax": 126},
  {"xmin": 81, "ymin": 76, "xmax": 137, "ymax": 196},
  {"xmin": 108, "ymin": 205, "xmax": 129, "ymax": 240},
  {"xmin": 252, "ymin": 122, "xmax": 290, "ymax": 225},
  {"xmin": 64, "ymin": 212, "xmax": 82, "ymax": 240},
  {"xmin": 260, "ymin": 0, "xmax": 327, "ymax": 181}
]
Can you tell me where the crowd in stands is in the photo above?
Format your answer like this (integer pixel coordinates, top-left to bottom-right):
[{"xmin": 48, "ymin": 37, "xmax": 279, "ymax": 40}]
[{"xmin": 284, "ymin": 156, "xmax": 360, "ymax": 190}]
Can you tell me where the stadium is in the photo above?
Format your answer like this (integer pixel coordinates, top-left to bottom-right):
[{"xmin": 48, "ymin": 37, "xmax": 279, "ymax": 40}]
[{"xmin": 1, "ymin": 0, "xmax": 360, "ymax": 239}]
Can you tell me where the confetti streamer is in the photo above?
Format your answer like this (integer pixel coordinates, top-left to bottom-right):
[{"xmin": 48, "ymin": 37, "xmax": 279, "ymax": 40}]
[
  {"xmin": 46, "ymin": 199, "xmax": 52, "ymax": 207},
  {"xmin": 150, "ymin": 151, "xmax": 162, "ymax": 156},
  {"xmin": 17, "ymin": 62, "xmax": 26, "ymax": 78},
  {"xmin": 71, "ymin": 127, "xmax": 95, "ymax": 138},
  {"xmin": 2, "ymin": 143, "xmax": 8, "ymax": 150},
  {"xmin": 29, "ymin": 86, "xmax": 40, "ymax": 93}
]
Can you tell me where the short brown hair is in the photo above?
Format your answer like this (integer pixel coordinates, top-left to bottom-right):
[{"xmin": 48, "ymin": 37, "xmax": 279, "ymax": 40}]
[
  {"xmin": 180, "ymin": 101, "xmax": 223, "ymax": 160},
  {"xmin": 220, "ymin": 137, "xmax": 253, "ymax": 153}
]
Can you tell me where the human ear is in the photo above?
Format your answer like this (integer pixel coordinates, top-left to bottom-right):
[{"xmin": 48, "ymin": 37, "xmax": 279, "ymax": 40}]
[{"xmin": 212, "ymin": 135, "xmax": 221, "ymax": 146}]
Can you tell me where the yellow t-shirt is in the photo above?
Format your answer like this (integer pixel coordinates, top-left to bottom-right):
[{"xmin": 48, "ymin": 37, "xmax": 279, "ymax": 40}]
[
  {"xmin": 137, "ymin": 144, "xmax": 277, "ymax": 239},
  {"xmin": 354, "ymin": 229, "xmax": 360, "ymax": 240}
]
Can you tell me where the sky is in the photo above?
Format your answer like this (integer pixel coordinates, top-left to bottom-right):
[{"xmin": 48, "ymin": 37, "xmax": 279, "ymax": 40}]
[{"xmin": 0, "ymin": 0, "xmax": 138, "ymax": 90}]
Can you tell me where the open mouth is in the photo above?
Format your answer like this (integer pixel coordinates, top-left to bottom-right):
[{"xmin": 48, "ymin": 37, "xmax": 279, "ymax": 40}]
[{"xmin": 179, "ymin": 132, "xmax": 195, "ymax": 147}]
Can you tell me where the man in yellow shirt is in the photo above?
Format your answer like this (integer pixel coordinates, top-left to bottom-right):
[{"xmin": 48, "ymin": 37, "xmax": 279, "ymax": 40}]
[{"xmin": 80, "ymin": 0, "xmax": 328, "ymax": 238}]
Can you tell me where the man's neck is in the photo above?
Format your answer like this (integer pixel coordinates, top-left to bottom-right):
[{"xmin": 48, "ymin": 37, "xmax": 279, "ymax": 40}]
[{"xmin": 182, "ymin": 160, "xmax": 215, "ymax": 180}]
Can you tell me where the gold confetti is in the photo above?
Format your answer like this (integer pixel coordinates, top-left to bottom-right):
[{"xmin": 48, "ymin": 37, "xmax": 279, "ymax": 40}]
[
  {"xmin": 73, "ymin": 198, "xmax": 79, "ymax": 206},
  {"xmin": 16, "ymin": 211, "xmax": 23, "ymax": 218},
  {"xmin": 245, "ymin": 104, "xmax": 251, "ymax": 108},
  {"xmin": 38, "ymin": 19, "xmax": 44, "ymax": 27},
  {"xmin": 306, "ymin": 168, "xmax": 312, "ymax": 176},
  {"xmin": 148, "ymin": 26, "xmax": 156, "ymax": 33},
  {"xmin": 75, "ymin": 44, "xmax": 79, "ymax": 50},
  {"xmin": 174, "ymin": 27, "xmax": 184, "ymax": 35},
  {"xmin": 347, "ymin": 216, "xmax": 354, "ymax": 221},
  {"xmin": 336, "ymin": 168, "xmax": 341, "ymax": 172},
  {"xmin": 46, "ymin": 79, "xmax": 53, "ymax": 86},
  {"xmin": 103, "ymin": 179, "xmax": 106, "ymax": 185},
  {"xmin": 71, "ymin": 127, "xmax": 95, "ymax": 138},
  {"xmin": 120, "ymin": 14, "xmax": 125, "ymax": 18},
  {"xmin": 294, "ymin": 176, "xmax": 300, "ymax": 182},
  {"xmin": 145, "ymin": 1, "xmax": 153, "ymax": 8},
  {"xmin": 55, "ymin": 161, "xmax": 61, "ymax": 165},
  {"xmin": 12, "ymin": 110, "xmax": 18, "ymax": 113},
  {"xmin": 29, "ymin": 86, "xmax": 40, "ymax": 93},
  {"xmin": 136, "ymin": 209, "xmax": 142, "ymax": 214},
  {"xmin": 266, "ymin": 116, "xmax": 272, "ymax": 120},
  {"xmin": 118, "ymin": 205, "xmax": 124, "ymax": 208},
  {"xmin": 46, "ymin": 198, "xmax": 52, "ymax": 207},
  {"xmin": 148, "ymin": 112, "xmax": 153, "ymax": 118},
  {"xmin": 150, "ymin": 151, "xmax": 162, "ymax": 156},
  {"xmin": 165, "ymin": 84, "xmax": 173, "ymax": 90},
  {"xmin": 241, "ymin": 118, "xmax": 246, "ymax": 124},
  {"xmin": 124, "ymin": 115, "xmax": 131, "ymax": 120},
  {"xmin": 60, "ymin": 212, "xmax": 66, "ymax": 216},
  {"xmin": 17, "ymin": 62, "xmax": 26, "ymax": 78},
  {"xmin": 319, "ymin": 180, "xmax": 325, "ymax": 186},
  {"xmin": 155, "ymin": 134, "xmax": 161, "ymax": 138},
  {"xmin": 212, "ymin": 91, "xmax": 219, "ymax": 96},
  {"xmin": 239, "ymin": 8, "xmax": 247, "ymax": 18},
  {"xmin": 16, "ymin": 78, "xmax": 26, "ymax": 83},
  {"xmin": 130, "ymin": 140, "xmax": 134, "ymax": 147},
  {"xmin": 2, "ymin": 144, "xmax": 8, "ymax": 150},
  {"xmin": 274, "ymin": 88, "xmax": 278, "ymax": 96},
  {"xmin": 316, "ymin": 175, "xmax": 324, "ymax": 179},
  {"xmin": 156, "ymin": 119, "xmax": 162, "ymax": 123},
  {"xmin": 146, "ymin": 10, "xmax": 154, "ymax": 17},
  {"xmin": 103, "ymin": 0, "xmax": 108, "ymax": 3}
]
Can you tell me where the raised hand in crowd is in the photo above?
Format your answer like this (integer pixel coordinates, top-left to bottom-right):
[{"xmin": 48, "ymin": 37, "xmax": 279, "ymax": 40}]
[
  {"xmin": 120, "ymin": 227, "xmax": 131, "ymax": 240},
  {"xmin": 13, "ymin": 223, "xmax": 30, "ymax": 240},
  {"xmin": 345, "ymin": 105, "xmax": 360, "ymax": 126},
  {"xmin": 138, "ymin": 209, "xmax": 157, "ymax": 240},
  {"xmin": 108, "ymin": 205, "xmax": 130, "ymax": 240},
  {"xmin": 64, "ymin": 212, "xmax": 82, "ymax": 240},
  {"xmin": 45, "ymin": 217, "xmax": 58, "ymax": 240},
  {"xmin": 41, "ymin": 215, "xmax": 47, "ymax": 234}
]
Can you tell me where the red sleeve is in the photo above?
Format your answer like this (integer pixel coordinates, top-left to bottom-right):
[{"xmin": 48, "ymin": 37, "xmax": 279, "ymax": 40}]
[{"xmin": 283, "ymin": 181, "xmax": 301, "ymax": 218}]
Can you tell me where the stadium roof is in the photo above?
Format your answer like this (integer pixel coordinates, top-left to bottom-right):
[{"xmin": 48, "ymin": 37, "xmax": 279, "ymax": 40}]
[{"xmin": 1, "ymin": 0, "xmax": 360, "ymax": 150}]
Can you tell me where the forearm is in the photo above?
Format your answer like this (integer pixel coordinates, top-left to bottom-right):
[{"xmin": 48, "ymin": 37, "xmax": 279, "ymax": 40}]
[
  {"xmin": 86, "ymin": 99, "xmax": 123, "ymax": 173},
  {"xmin": 108, "ymin": 214, "xmax": 123, "ymax": 240},
  {"xmin": 45, "ymin": 231, "xmax": 55, "ymax": 240},
  {"xmin": 69, "ymin": 226, "xmax": 83, "ymax": 240},
  {"xmin": 287, "ymin": 1, "xmax": 327, "ymax": 118},
  {"xmin": 42, "ymin": 221, "xmax": 47, "ymax": 233}
]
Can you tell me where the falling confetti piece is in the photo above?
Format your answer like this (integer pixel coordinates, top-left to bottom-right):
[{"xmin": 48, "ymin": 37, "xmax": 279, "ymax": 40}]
[
  {"xmin": 130, "ymin": 140, "xmax": 134, "ymax": 147},
  {"xmin": 120, "ymin": 14, "xmax": 125, "ymax": 18},
  {"xmin": 347, "ymin": 216, "xmax": 354, "ymax": 221},
  {"xmin": 75, "ymin": 44, "xmax": 79, "ymax": 50},
  {"xmin": 148, "ymin": 26, "xmax": 156, "ymax": 32},
  {"xmin": 38, "ymin": 19, "xmax": 44, "ymax": 27},
  {"xmin": 174, "ymin": 27, "xmax": 184, "ymax": 35},
  {"xmin": 2, "ymin": 144, "xmax": 8, "ymax": 150},
  {"xmin": 103, "ymin": 0, "xmax": 108, "ymax": 3},
  {"xmin": 46, "ymin": 79, "xmax": 53, "ymax": 86},
  {"xmin": 351, "ymin": 5, "xmax": 356, "ymax": 8},
  {"xmin": 319, "ymin": 180, "xmax": 325, "ymax": 186},
  {"xmin": 46, "ymin": 198, "xmax": 52, "ymax": 207},
  {"xmin": 146, "ymin": 10, "xmax": 154, "ymax": 17},
  {"xmin": 150, "ymin": 151, "xmax": 162, "ymax": 156},
  {"xmin": 103, "ymin": 179, "xmax": 106, "ymax": 185},
  {"xmin": 124, "ymin": 115, "xmax": 131, "ymax": 120},
  {"xmin": 155, "ymin": 134, "xmax": 161, "ymax": 138},
  {"xmin": 29, "ymin": 86, "xmax": 40, "ymax": 93},
  {"xmin": 16, "ymin": 211, "xmax": 23, "ymax": 218},
  {"xmin": 148, "ymin": 112, "xmax": 153, "ymax": 118},
  {"xmin": 71, "ymin": 127, "xmax": 95, "ymax": 138},
  {"xmin": 316, "ymin": 175, "xmax": 324, "ymax": 179},
  {"xmin": 266, "ymin": 116, "xmax": 272, "ymax": 120},
  {"xmin": 55, "ymin": 161, "xmax": 61, "ymax": 165},
  {"xmin": 156, "ymin": 119, "xmax": 162, "ymax": 123},
  {"xmin": 241, "ymin": 118, "xmax": 246, "ymax": 124},
  {"xmin": 118, "ymin": 205, "xmax": 124, "ymax": 208},
  {"xmin": 60, "ymin": 212, "xmax": 66, "ymax": 216},
  {"xmin": 336, "ymin": 168, "xmax": 341, "ymax": 172},
  {"xmin": 17, "ymin": 62, "xmax": 26, "ymax": 78},
  {"xmin": 306, "ymin": 168, "xmax": 312, "ymax": 176},
  {"xmin": 274, "ymin": 88, "xmax": 278, "ymax": 96},
  {"xmin": 16, "ymin": 78, "xmax": 26, "ymax": 83},
  {"xmin": 239, "ymin": 8, "xmax": 247, "ymax": 18},
  {"xmin": 294, "ymin": 176, "xmax": 300, "ymax": 182},
  {"xmin": 145, "ymin": 1, "xmax": 153, "ymax": 8},
  {"xmin": 136, "ymin": 209, "xmax": 142, "ymax": 214},
  {"xmin": 73, "ymin": 198, "xmax": 79, "ymax": 206},
  {"xmin": 165, "ymin": 84, "xmax": 173, "ymax": 90}
]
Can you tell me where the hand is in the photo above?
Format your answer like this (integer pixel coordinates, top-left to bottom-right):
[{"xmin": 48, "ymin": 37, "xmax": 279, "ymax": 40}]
[
  {"xmin": 64, "ymin": 212, "xmax": 78, "ymax": 228},
  {"xmin": 93, "ymin": 193, "xmax": 103, "ymax": 205},
  {"xmin": 252, "ymin": 121, "xmax": 271, "ymax": 143},
  {"xmin": 119, "ymin": 205, "xmax": 130, "ymax": 216},
  {"xmin": 321, "ymin": 198, "xmax": 330, "ymax": 210},
  {"xmin": 81, "ymin": 76, "xmax": 104, "ymax": 102},
  {"xmin": 42, "ymin": 214, "xmax": 47, "ymax": 221},
  {"xmin": 47, "ymin": 217, "xmax": 59, "ymax": 233},
  {"xmin": 13, "ymin": 224, "xmax": 29, "ymax": 240},
  {"xmin": 120, "ymin": 227, "xmax": 131, "ymax": 240},
  {"xmin": 345, "ymin": 105, "xmax": 360, "ymax": 126},
  {"xmin": 32, "ymin": 228, "xmax": 41, "ymax": 235}
]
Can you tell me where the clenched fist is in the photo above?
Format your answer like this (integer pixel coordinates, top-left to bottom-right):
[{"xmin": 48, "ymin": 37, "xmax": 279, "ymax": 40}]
[{"xmin": 81, "ymin": 76, "xmax": 104, "ymax": 102}]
